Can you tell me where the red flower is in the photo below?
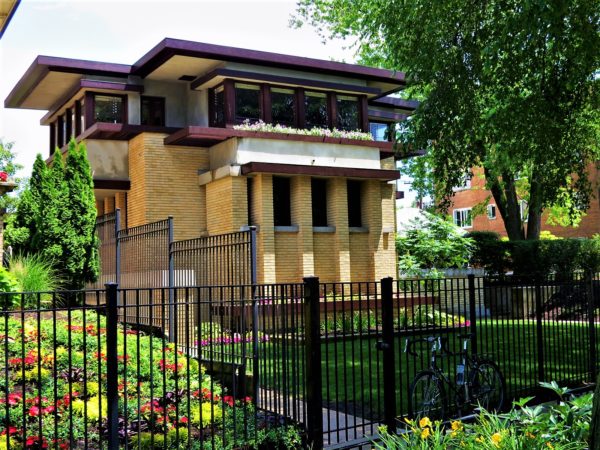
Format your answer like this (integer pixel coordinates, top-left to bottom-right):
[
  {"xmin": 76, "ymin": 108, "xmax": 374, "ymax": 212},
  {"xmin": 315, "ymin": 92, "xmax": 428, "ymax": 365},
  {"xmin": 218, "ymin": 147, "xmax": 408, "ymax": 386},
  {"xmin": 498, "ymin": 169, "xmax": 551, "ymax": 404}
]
[
  {"xmin": 1, "ymin": 426, "xmax": 18, "ymax": 435},
  {"xmin": 223, "ymin": 396, "xmax": 235, "ymax": 407},
  {"xmin": 179, "ymin": 416, "xmax": 189, "ymax": 424},
  {"xmin": 0, "ymin": 172, "xmax": 9, "ymax": 182},
  {"xmin": 28, "ymin": 406, "xmax": 40, "ymax": 417}
]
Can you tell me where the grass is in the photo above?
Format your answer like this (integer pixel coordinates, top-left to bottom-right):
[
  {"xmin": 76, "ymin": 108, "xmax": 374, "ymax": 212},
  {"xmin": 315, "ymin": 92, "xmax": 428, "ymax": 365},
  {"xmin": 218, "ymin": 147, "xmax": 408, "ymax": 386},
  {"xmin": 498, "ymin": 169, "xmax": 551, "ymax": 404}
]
[{"xmin": 254, "ymin": 319, "xmax": 593, "ymax": 418}]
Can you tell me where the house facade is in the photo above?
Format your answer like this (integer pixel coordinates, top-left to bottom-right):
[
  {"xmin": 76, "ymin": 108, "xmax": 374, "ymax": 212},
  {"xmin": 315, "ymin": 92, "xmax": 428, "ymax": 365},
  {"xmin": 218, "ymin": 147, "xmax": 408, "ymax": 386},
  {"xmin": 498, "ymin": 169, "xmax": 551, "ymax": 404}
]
[
  {"xmin": 450, "ymin": 166, "xmax": 600, "ymax": 238},
  {"xmin": 6, "ymin": 38, "xmax": 414, "ymax": 283}
]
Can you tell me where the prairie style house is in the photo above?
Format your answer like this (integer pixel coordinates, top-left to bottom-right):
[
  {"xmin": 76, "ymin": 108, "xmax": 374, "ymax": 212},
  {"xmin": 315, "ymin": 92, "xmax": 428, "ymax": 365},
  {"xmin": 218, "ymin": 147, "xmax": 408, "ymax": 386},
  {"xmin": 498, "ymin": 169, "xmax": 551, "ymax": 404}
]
[{"xmin": 6, "ymin": 38, "xmax": 415, "ymax": 283}]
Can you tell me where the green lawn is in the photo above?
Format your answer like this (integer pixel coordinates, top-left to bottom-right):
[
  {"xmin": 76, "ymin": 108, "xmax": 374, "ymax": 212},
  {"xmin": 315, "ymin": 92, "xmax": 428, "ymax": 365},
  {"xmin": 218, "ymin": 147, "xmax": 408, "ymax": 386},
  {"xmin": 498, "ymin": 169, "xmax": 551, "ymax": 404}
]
[{"xmin": 256, "ymin": 319, "xmax": 594, "ymax": 418}]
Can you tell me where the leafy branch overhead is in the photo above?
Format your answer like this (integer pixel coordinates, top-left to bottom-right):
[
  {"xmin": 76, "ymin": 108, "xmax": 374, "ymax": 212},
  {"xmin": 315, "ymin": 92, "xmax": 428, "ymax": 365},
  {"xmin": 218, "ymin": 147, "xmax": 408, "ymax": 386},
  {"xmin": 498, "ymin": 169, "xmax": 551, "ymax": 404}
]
[{"xmin": 295, "ymin": 0, "xmax": 600, "ymax": 240}]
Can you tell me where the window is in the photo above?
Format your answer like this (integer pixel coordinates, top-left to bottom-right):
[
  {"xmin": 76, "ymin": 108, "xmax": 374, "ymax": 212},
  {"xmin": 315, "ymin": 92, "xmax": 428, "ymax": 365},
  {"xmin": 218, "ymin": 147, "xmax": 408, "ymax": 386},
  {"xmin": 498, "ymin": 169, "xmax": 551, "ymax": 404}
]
[
  {"xmin": 271, "ymin": 88, "xmax": 295, "ymax": 127},
  {"xmin": 453, "ymin": 173, "xmax": 472, "ymax": 191},
  {"xmin": 141, "ymin": 96, "xmax": 165, "ymax": 126},
  {"xmin": 370, "ymin": 122, "xmax": 392, "ymax": 142},
  {"xmin": 520, "ymin": 200, "xmax": 528, "ymax": 221},
  {"xmin": 336, "ymin": 95, "xmax": 359, "ymax": 131},
  {"xmin": 235, "ymin": 83, "xmax": 261, "ymax": 123},
  {"xmin": 311, "ymin": 178, "xmax": 328, "ymax": 227},
  {"xmin": 94, "ymin": 95, "xmax": 125, "ymax": 124},
  {"xmin": 304, "ymin": 91, "xmax": 328, "ymax": 129},
  {"xmin": 273, "ymin": 176, "xmax": 291, "ymax": 226},
  {"xmin": 487, "ymin": 204, "xmax": 497, "ymax": 220},
  {"xmin": 211, "ymin": 85, "xmax": 225, "ymax": 127},
  {"xmin": 347, "ymin": 180, "xmax": 363, "ymax": 227},
  {"xmin": 453, "ymin": 208, "xmax": 473, "ymax": 228}
]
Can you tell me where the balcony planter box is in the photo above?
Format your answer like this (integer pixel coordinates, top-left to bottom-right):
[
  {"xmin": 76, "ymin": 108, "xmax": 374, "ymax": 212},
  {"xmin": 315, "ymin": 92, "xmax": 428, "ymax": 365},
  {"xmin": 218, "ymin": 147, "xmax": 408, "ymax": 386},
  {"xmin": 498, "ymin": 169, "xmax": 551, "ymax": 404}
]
[{"xmin": 287, "ymin": 134, "xmax": 326, "ymax": 143}]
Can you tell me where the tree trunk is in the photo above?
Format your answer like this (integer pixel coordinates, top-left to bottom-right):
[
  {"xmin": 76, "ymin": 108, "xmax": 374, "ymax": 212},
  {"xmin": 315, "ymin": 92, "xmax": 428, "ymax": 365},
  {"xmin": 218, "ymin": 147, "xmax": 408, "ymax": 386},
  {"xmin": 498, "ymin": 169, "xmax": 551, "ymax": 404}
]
[
  {"xmin": 525, "ymin": 172, "xmax": 543, "ymax": 239},
  {"xmin": 486, "ymin": 169, "xmax": 524, "ymax": 240},
  {"xmin": 590, "ymin": 376, "xmax": 600, "ymax": 450}
]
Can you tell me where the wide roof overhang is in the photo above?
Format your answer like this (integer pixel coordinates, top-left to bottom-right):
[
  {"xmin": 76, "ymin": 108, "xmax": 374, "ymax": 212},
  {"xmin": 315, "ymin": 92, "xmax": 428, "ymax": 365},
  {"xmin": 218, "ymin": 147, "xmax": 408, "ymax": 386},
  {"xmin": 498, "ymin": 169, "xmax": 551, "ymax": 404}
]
[{"xmin": 6, "ymin": 38, "xmax": 406, "ymax": 110}]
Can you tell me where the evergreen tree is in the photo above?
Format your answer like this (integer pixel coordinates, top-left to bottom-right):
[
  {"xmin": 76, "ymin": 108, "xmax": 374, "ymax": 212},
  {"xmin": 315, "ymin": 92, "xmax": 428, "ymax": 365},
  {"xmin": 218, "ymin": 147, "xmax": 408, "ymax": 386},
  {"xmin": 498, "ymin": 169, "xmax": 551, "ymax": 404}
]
[
  {"xmin": 37, "ymin": 150, "xmax": 69, "ymax": 263},
  {"xmin": 6, "ymin": 154, "xmax": 46, "ymax": 253},
  {"xmin": 64, "ymin": 139, "xmax": 99, "ymax": 289}
]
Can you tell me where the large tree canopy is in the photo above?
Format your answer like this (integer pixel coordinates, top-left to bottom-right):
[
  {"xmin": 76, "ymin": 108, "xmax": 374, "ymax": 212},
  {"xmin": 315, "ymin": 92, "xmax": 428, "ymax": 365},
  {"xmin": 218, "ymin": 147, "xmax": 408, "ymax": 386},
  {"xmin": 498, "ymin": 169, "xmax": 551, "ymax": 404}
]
[{"xmin": 295, "ymin": 0, "xmax": 600, "ymax": 239}]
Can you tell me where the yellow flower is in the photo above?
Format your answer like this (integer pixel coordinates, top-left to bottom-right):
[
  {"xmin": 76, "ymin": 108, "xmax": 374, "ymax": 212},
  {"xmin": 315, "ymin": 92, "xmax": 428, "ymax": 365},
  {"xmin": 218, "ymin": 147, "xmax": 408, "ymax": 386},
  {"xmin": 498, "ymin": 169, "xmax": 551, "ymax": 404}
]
[
  {"xmin": 420, "ymin": 427, "xmax": 430, "ymax": 439},
  {"xmin": 526, "ymin": 432, "xmax": 535, "ymax": 439},
  {"xmin": 404, "ymin": 418, "xmax": 414, "ymax": 425},
  {"xmin": 419, "ymin": 417, "xmax": 432, "ymax": 428},
  {"xmin": 451, "ymin": 420, "xmax": 462, "ymax": 431},
  {"xmin": 491, "ymin": 433, "xmax": 502, "ymax": 448},
  {"xmin": 546, "ymin": 443, "xmax": 554, "ymax": 449},
  {"xmin": 475, "ymin": 436, "xmax": 484, "ymax": 443},
  {"xmin": 451, "ymin": 431, "xmax": 457, "ymax": 438}
]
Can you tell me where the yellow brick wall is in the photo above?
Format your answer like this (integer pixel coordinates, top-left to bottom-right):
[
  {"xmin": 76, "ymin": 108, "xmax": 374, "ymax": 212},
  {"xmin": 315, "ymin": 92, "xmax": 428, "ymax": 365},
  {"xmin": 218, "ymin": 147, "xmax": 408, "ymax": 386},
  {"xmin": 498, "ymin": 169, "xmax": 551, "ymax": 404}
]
[
  {"xmin": 291, "ymin": 176, "xmax": 314, "ymax": 277},
  {"xmin": 313, "ymin": 233, "xmax": 338, "ymax": 282},
  {"xmin": 115, "ymin": 192, "xmax": 127, "ymax": 229},
  {"xmin": 103, "ymin": 196, "xmax": 115, "ymax": 214},
  {"xmin": 251, "ymin": 174, "xmax": 276, "ymax": 283},
  {"xmin": 205, "ymin": 176, "xmax": 247, "ymax": 234},
  {"xmin": 127, "ymin": 133, "xmax": 209, "ymax": 240},
  {"xmin": 274, "ymin": 232, "xmax": 300, "ymax": 282},
  {"xmin": 349, "ymin": 233, "xmax": 373, "ymax": 281}
]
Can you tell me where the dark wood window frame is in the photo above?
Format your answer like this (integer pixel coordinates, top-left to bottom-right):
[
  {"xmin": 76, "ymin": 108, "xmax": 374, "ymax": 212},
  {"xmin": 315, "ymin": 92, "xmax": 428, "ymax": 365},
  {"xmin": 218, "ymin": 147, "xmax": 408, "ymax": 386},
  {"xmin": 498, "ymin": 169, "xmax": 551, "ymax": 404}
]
[
  {"xmin": 233, "ymin": 81, "xmax": 263, "ymax": 124},
  {"xmin": 141, "ymin": 95, "xmax": 166, "ymax": 126},
  {"xmin": 85, "ymin": 92, "xmax": 128, "ymax": 126},
  {"xmin": 347, "ymin": 179, "xmax": 363, "ymax": 228},
  {"xmin": 210, "ymin": 78, "xmax": 369, "ymax": 132},
  {"xmin": 311, "ymin": 178, "xmax": 328, "ymax": 227},
  {"xmin": 273, "ymin": 176, "xmax": 292, "ymax": 227}
]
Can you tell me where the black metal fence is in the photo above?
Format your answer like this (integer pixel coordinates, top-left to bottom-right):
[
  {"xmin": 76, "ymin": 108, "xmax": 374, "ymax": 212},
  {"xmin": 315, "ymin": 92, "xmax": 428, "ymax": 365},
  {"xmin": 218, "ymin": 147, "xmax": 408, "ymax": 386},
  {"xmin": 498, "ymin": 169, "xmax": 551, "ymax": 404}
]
[
  {"xmin": 90, "ymin": 210, "xmax": 256, "ymax": 289},
  {"xmin": 0, "ymin": 272, "xmax": 597, "ymax": 449}
]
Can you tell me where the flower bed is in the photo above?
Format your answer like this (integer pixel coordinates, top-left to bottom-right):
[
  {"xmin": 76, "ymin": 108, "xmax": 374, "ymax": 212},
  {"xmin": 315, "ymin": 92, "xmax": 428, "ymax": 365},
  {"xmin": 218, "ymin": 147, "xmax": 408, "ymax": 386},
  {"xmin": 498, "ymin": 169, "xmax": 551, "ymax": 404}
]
[
  {"xmin": 233, "ymin": 120, "xmax": 374, "ymax": 141},
  {"xmin": 0, "ymin": 311, "xmax": 295, "ymax": 449}
]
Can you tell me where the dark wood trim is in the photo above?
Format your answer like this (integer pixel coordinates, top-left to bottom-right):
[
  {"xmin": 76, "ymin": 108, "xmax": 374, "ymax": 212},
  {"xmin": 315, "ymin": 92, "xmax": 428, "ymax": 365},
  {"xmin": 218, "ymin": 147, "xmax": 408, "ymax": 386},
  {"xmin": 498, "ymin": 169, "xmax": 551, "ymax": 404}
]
[
  {"xmin": 369, "ymin": 97, "xmax": 419, "ymax": 110},
  {"xmin": 0, "ymin": 0, "xmax": 21, "ymax": 40},
  {"xmin": 93, "ymin": 179, "xmax": 131, "ymax": 190},
  {"xmin": 241, "ymin": 162, "xmax": 400, "ymax": 181},
  {"xmin": 49, "ymin": 122, "xmax": 56, "ymax": 156},
  {"xmin": 65, "ymin": 107, "xmax": 72, "ymax": 142},
  {"xmin": 261, "ymin": 84, "xmax": 271, "ymax": 123},
  {"xmin": 75, "ymin": 100, "xmax": 82, "ymax": 136},
  {"xmin": 79, "ymin": 122, "xmax": 179, "ymax": 142},
  {"xmin": 296, "ymin": 89, "xmax": 306, "ymax": 129},
  {"xmin": 80, "ymin": 79, "xmax": 143, "ymax": 92},
  {"xmin": 327, "ymin": 92, "xmax": 337, "ymax": 129},
  {"xmin": 223, "ymin": 79, "xmax": 235, "ymax": 127},
  {"xmin": 84, "ymin": 92, "xmax": 94, "ymax": 129},
  {"xmin": 191, "ymin": 67, "xmax": 382, "ymax": 96},
  {"xmin": 368, "ymin": 109, "xmax": 409, "ymax": 122},
  {"xmin": 133, "ymin": 38, "xmax": 405, "ymax": 85},
  {"xmin": 57, "ymin": 115, "xmax": 64, "ymax": 148},
  {"xmin": 359, "ymin": 96, "xmax": 369, "ymax": 132}
]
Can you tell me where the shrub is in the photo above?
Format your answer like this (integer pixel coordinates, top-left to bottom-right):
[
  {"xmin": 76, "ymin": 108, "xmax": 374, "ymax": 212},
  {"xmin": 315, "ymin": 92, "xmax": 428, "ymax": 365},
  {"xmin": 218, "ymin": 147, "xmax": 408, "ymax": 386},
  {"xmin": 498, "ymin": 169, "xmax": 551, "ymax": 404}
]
[
  {"xmin": 397, "ymin": 213, "xmax": 473, "ymax": 271},
  {"xmin": 0, "ymin": 267, "xmax": 20, "ymax": 309},
  {"xmin": 465, "ymin": 231, "xmax": 509, "ymax": 275}
]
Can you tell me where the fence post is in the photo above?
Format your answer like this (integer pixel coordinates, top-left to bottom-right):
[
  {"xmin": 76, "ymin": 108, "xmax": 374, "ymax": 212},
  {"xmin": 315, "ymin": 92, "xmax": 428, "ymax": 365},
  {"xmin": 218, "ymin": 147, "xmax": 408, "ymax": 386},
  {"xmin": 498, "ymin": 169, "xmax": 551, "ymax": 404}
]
[
  {"xmin": 105, "ymin": 283, "xmax": 119, "ymax": 450},
  {"xmin": 167, "ymin": 216, "xmax": 176, "ymax": 343},
  {"xmin": 249, "ymin": 226, "xmax": 260, "ymax": 407},
  {"xmin": 380, "ymin": 277, "xmax": 397, "ymax": 431},
  {"xmin": 534, "ymin": 277, "xmax": 545, "ymax": 383},
  {"xmin": 468, "ymin": 274, "xmax": 478, "ymax": 355},
  {"xmin": 587, "ymin": 271, "xmax": 597, "ymax": 381},
  {"xmin": 115, "ymin": 209, "xmax": 121, "ymax": 291},
  {"xmin": 304, "ymin": 276, "xmax": 323, "ymax": 450}
]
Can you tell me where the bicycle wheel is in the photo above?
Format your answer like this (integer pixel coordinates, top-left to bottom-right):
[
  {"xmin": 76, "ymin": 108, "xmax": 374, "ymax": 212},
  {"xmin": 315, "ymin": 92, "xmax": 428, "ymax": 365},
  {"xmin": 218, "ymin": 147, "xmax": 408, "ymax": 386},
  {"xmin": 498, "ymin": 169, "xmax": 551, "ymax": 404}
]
[
  {"xmin": 408, "ymin": 370, "xmax": 446, "ymax": 420},
  {"xmin": 470, "ymin": 359, "xmax": 505, "ymax": 412}
]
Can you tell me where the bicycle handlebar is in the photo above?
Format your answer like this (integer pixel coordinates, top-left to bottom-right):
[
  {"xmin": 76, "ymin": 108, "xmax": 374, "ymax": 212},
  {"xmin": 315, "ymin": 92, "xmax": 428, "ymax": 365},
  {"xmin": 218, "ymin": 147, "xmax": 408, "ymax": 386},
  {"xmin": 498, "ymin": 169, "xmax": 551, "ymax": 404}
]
[{"xmin": 404, "ymin": 333, "xmax": 475, "ymax": 357}]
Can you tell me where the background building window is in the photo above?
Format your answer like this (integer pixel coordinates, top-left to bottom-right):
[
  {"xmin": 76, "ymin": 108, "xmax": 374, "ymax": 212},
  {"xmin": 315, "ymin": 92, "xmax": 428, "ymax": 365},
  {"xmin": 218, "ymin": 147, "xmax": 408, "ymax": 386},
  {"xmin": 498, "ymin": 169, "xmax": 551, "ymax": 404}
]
[
  {"xmin": 311, "ymin": 178, "xmax": 328, "ymax": 227},
  {"xmin": 453, "ymin": 208, "xmax": 473, "ymax": 228},
  {"xmin": 271, "ymin": 88, "xmax": 295, "ymax": 127},
  {"xmin": 370, "ymin": 122, "xmax": 393, "ymax": 141},
  {"xmin": 273, "ymin": 176, "xmax": 291, "ymax": 226},
  {"xmin": 487, "ymin": 204, "xmax": 497, "ymax": 219},
  {"xmin": 235, "ymin": 83, "xmax": 261, "ymax": 123},
  {"xmin": 305, "ymin": 91, "xmax": 328, "ymax": 129},
  {"xmin": 336, "ymin": 95, "xmax": 359, "ymax": 131},
  {"xmin": 94, "ymin": 95, "xmax": 125, "ymax": 124},
  {"xmin": 347, "ymin": 180, "xmax": 363, "ymax": 227},
  {"xmin": 520, "ymin": 200, "xmax": 528, "ymax": 221},
  {"xmin": 453, "ymin": 173, "xmax": 472, "ymax": 191},
  {"xmin": 141, "ymin": 96, "xmax": 165, "ymax": 126}
]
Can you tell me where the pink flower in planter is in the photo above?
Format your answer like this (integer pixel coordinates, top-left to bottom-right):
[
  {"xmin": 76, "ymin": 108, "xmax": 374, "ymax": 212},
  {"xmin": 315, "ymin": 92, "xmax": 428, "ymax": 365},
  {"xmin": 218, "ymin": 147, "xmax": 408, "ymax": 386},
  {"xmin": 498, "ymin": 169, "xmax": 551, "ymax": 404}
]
[{"xmin": 0, "ymin": 172, "xmax": 8, "ymax": 182}]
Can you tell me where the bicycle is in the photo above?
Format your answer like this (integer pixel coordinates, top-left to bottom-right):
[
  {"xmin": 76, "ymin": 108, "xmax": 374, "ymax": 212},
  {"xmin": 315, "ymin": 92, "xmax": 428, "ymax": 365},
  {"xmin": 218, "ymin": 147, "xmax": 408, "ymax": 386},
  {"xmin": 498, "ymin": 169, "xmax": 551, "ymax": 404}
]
[{"xmin": 404, "ymin": 333, "xmax": 505, "ymax": 420}]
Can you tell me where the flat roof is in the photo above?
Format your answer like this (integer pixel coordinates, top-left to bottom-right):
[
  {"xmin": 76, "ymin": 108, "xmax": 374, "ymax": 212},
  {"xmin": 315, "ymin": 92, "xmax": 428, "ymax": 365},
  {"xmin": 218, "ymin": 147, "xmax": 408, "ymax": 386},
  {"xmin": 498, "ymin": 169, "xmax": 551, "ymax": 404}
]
[{"xmin": 6, "ymin": 37, "xmax": 406, "ymax": 110}]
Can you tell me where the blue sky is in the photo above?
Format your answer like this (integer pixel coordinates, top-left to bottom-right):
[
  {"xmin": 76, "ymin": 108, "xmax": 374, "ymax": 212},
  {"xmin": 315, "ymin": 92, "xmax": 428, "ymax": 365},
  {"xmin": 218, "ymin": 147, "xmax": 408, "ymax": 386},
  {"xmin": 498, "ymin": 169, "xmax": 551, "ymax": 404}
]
[{"xmin": 0, "ymin": 0, "xmax": 355, "ymax": 175}]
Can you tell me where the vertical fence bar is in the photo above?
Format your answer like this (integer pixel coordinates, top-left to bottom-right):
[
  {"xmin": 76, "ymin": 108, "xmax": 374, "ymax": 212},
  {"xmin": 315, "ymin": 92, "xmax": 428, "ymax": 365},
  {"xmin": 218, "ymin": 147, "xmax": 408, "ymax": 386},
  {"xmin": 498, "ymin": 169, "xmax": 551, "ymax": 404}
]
[
  {"xmin": 587, "ymin": 270, "xmax": 597, "ymax": 381},
  {"xmin": 380, "ymin": 277, "xmax": 396, "ymax": 431},
  {"xmin": 534, "ymin": 277, "xmax": 545, "ymax": 383},
  {"xmin": 468, "ymin": 274, "xmax": 478, "ymax": 355},
  {"xmin": 105, "ymin": 283, "xmax": 119, "ymax": 450},
  {"xmin": 304, "ymin": 276, "xmax": 323, "ymax": 450},
  {"xmin": 115, "ymin": 209, "xmax": 121, "ymax": 290},
  {"xmin": 168, "ymin": 216, "xmax": 175, "ymax": 343},
  {"xmin": 250, "ymin": 226, "xmax": 260, "ymax": 407}
]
